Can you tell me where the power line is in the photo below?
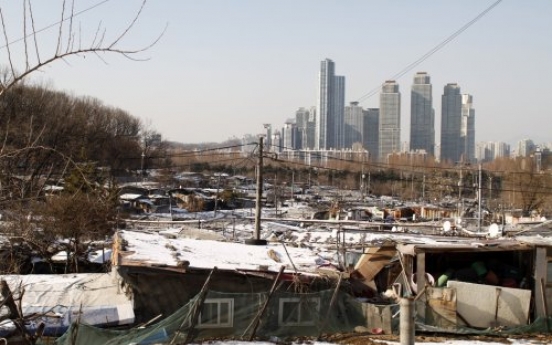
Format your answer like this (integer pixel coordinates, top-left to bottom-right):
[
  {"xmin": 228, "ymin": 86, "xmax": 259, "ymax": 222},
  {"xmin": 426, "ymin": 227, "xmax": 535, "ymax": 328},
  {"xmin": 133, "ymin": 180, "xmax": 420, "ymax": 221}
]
[
  {"xmin": 355, "ymin": 0, "xmax": 503, "ymax": 103},
  {"xmin": 0, "ymin": 0, "xmax": 111, "ymax": 50}
]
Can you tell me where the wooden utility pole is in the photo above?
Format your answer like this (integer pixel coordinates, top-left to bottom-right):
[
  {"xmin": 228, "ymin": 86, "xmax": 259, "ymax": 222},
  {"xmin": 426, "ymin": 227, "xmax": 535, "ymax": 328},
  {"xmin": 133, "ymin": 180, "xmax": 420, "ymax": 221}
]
[
  {"xmin": 254, "ymin": 136, "xmax": 263, "ymax": 240},
  {"xmin": 246, "ymin": 136, "xmax": 267, "ymax": 245}
]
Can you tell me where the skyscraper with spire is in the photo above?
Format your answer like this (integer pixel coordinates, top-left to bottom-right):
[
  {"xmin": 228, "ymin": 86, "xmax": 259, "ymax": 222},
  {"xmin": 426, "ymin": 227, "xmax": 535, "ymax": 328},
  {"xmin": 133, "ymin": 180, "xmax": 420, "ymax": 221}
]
[
  {"xmin": 410, "ymin": 72, "xmax": 434, "ymax": 156},
  {"xmin": 315, "ymin": 58, "xmax": 345, "ymax": 150}
]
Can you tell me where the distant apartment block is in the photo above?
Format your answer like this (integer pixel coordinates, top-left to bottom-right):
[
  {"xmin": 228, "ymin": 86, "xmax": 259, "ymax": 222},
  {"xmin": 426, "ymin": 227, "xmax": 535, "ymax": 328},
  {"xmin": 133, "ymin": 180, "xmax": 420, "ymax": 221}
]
[
  {"xmin": 278, "ymin": 148, "xmax": 370, "ymax": 167},
  {"xmin": 281, "ymin": 119, "xmax": 298, "ymax": 150},
  {"xmin": 363, "ymin": 108, "xmax": 379, "ymax": 161},
  {"xmin": 343, "ymin": 102, "xmax": 364, "ymax": 149},
  {"xmin": 516, "ymin": 139, "xmax": 535, "ymax": 157},
  {"xmin": 295, "ymin": 107, "xmax": 316, "ymax": 150},
  {"xmin": 476, "ymin": 141, "xmax": 510, "ymax": 162}
]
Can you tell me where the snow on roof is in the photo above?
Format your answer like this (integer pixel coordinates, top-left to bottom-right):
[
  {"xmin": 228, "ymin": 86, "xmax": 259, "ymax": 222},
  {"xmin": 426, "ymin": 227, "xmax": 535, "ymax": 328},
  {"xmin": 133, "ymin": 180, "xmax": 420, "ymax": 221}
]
[
  {"xmin": 515, "ymin": 235, "xmax": 552, "ymax": 246},
  {"xmin": 0, "ymin": 271, "xmax": 134, "ymax": 333},
  {"xmin": 88, "ymin": 248, "xmax": 112, "ymax": 264},
  {"xmin": 117, "ymin": 230, "xmax": 330, "ymax": 274},
  {"xmin": 0, "ymin": 271, "xmax": 130, "ymax": 309},
  {"xmin": 119, "ymin": 193, "xmax": 145, "ymax": 200}
]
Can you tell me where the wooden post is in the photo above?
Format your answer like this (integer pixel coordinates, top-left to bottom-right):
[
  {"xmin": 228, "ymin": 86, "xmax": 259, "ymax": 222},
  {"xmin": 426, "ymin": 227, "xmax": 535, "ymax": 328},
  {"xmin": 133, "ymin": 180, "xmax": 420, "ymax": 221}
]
[
  {"xmin": 247, "ymin": 265, "xmax": 285, "ymax": 340},
  {"xmin": 535, "ymin": 247, "xmax": 547, "ymax": 318},
  {"xmin": 541, "ymin": 278, "xmax": 550, "ymax": 332},
  {"xmin": 174, "ymin": 267, "xmax": 217, "ymax": 345},
  {"xmin": 416, "ymin": 252, "xmax": 426, "ymax": 320},
  {"xmin": 400, "ymin": 297, "xmax": 415, "ymax": 345}
]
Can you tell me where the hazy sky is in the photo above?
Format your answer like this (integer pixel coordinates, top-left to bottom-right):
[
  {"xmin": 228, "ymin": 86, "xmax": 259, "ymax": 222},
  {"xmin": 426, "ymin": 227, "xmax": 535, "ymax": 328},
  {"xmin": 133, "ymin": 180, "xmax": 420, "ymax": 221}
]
[{"xmin": 2, "ymin": 0, "xmax": 551, "ymax": 146}]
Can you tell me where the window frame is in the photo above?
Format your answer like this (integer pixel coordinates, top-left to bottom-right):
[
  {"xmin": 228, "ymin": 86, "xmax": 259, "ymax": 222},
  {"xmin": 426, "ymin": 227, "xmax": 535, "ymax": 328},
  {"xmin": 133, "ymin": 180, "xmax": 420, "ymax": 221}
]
[
  {"xmin": 197, "ymin": 298, "xmax": 234, "ymax": 328},
  {"xmin": 278, "ymin": 296, "xmax": 320, "ymax": 326}
]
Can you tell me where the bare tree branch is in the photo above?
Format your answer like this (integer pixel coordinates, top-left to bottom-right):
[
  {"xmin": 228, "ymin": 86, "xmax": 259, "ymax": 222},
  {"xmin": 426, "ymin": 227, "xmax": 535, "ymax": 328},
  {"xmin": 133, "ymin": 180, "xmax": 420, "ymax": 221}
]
[
  {"xmin": 23, "ymin": 1, "xmax": 29, "ymax": 71},
  {"xmin": 0, "ymin": 0, "xmax": 164, "ymax": 97},
  {"xmin": 56, "ymin": 0, "xmax": 67, "ymax": 56},
  {"xmin": 108, "ymin": 0, "xmax": 146, "ymax": 49},
  {"xmin": 0, "ymin": 8, "xmax": 16, "ymax": 80},
  {"xmin": 66, "ymin": 0, "xmax": 76, "ymax": 54},
  {"xmin": 28, "ymin": 0, "xmax": 42, "ymax": 65}
]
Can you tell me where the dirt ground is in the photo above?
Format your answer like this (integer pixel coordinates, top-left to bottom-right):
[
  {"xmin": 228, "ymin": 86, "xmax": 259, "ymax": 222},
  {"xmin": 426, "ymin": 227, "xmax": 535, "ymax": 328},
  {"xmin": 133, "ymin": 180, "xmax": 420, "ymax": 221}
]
[
  {"xmin": 195, "ymin": 332, "xmax": 552, "ymax": 345},
  {"xmin": 317, "ymin": 333, "xmax": 552, "ymax": 345}
]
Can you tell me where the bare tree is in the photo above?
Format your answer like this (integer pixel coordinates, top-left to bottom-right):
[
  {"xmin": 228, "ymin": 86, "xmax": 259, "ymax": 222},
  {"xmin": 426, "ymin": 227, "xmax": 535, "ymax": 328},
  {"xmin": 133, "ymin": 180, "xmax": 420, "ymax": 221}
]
[
  {"xmin": 0, "ymin": 1, "xmax": 162, "ymax": 276},
  {"xmin": 500, "ymin": 157, "xmax": 551, "ymax": 216},
  {"xmin": 0, "ymin": 0, "xmax": 164, "ymax": 96},
  {"xmin": 0, "ymin": 0, "xmax": 163, "ymax": 189},
  {"xmin": 0, "ymin": 0, "xmax": 163, "ymax": 171}
]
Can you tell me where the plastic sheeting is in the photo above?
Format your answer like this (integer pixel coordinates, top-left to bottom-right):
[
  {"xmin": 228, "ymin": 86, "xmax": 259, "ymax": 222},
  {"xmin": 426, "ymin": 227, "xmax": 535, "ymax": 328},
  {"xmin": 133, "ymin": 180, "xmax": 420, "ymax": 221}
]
[
  {"xmin": 0, "ymin": 270, "xmax": 134, "ymax": 336},
  {"xmin": 54, "ymin": 289, "xmax": 371, "ymax": 345}
]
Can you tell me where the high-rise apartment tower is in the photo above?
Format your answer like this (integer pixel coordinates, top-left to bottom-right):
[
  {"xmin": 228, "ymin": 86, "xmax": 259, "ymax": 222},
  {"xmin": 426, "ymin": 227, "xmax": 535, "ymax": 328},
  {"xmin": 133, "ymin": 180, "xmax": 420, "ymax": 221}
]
[
  {"xmin": 315, "ymin": 59, "xmax": 345, "ymax": 150},
  {"xmin": 379, "ymin": 80, "xmax": 401, "ymax": 161},
  {"xmin": 440, "ymin": 83, "xmax": 475, "ymax": 163},
  {"xmin": 410, "ymin": 72, "xmax": 434, "ymax": 156}
]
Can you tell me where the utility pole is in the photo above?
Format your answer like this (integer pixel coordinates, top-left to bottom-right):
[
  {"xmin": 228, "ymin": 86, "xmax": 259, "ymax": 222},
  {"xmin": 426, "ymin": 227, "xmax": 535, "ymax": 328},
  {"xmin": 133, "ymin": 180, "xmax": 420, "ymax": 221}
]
[
  {"xmin": 140, "ymin": 135, "xmax": 149, "ymax": 180},
  {"xmin": 274, "ymin": 173, "xmax": 278, "ymax": 217},
  {"xmin": 140, "ymin": 151, "xmax": 145, "ymax": 178},
  {"xmin": 422, "ymin": 174, "xmax": 425, "ymax": 203},
  {"xmin": 367, "ymin": 171, "xmax": 371, "ymax": 196},
  {"xmin": 360, "ymin": 153, "xmax": 365, "ymax": 200},
  {"xmin": 246, "ymin": 136, "xmax": 267, "ymax": 245},
  {"xmin": 488, "ymin": 176, "xmax": 493, "ymax": 212},
  {"xmin": 411, "ymin": 174, "xmax": 414, "ymax": 201},
  {"xmin": 291, "ymin": 169, "xmax": 295, "ymax": 201},
  {"xmin": 478, "ymin": 164, "xmax": 482, "ymax": 232},
  {"xmin": 458, "ymin": 170, "xmax": 464, "ymax": 219},
  {"xmin": 214, "ymin": 173, "xmax": 221, "ymax": 217}
]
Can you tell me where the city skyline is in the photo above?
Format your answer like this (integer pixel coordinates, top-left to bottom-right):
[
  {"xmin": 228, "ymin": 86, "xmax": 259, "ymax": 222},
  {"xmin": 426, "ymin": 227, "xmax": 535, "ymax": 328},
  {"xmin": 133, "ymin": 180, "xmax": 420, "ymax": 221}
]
[
  {"xmin": 275, "ymin": 62, "xmax": 480, "ymax": 163},
  {"xmin": 1, "ymin": 1, "xmax": 550, "ymax": 147},
  {"xmin": 275, "ymin": 59, "xmax": 552, "ymax": 162}
]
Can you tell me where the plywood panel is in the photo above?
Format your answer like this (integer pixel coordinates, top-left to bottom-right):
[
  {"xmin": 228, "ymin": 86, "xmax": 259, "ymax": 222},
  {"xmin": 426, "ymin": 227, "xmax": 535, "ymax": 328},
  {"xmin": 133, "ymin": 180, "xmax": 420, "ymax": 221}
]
[
  {"xmin": 426, "ymin": 287, "xmax": 457, "ymax": 329},
  {"xmin": 353, "ymin": 246, "xmax": 396, "ymax": 282},
  {"xmin": 447, "ymin": 281, "xmax": 531, "ymax": 328},
  {"xmin": 361, "ymin": 303, "xmax": 395, "ymax": 335}
]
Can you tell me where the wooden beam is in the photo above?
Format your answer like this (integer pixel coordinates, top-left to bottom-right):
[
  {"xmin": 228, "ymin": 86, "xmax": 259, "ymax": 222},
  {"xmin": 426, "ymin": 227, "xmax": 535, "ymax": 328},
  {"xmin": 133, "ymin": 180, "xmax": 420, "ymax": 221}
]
[
  {"xmin": 416, "ymin": 252, "xmax": 426, "ymax": 321},
  {"xmin": 534, "ymin": 247, "xmax": 547, "ymax": 318},
  {"xmin": 247, "ymin": 265, "xmax": 285, "ymax": 340}
]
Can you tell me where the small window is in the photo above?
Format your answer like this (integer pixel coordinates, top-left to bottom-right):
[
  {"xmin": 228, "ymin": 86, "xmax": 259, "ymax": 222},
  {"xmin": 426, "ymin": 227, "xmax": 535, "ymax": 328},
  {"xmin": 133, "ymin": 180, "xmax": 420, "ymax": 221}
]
[
  {"xmin": 278, "ymin": 297, "xmax": 320, "ymax": 326},
  {"xmin": 198, "ymin": 298, "xmax": 234, "ymax": 328}
]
